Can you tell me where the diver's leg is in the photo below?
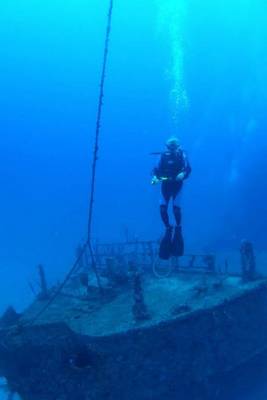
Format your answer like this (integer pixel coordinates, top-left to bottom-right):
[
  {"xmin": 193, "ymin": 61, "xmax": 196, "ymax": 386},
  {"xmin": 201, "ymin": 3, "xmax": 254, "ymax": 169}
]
[
  {"xmin": 172, "ymin": 183, "xmax": 184, "ymax": 256},
  {"xmin": 160, "ymin": 183, "xmax": 171, "ymax": 228},
  {"xmin": 159, "ymin": 183, "xmax": 173, "ymax": 260},
  {"xmin": 173, "ymin": 205, "xmax": 182, "ymax": 226},
  {"xmin": 172, "ymin": 182, "xmax": 183, "ymax": 227},
  {"xmin": 160, "ymin": 204, "xmax": 170, "ymax": 227}
]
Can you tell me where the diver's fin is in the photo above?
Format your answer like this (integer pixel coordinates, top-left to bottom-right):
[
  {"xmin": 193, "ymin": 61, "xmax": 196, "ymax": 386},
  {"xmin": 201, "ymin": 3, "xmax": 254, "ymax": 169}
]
[
  {"xmin": 171, "ymin": 226, "xmax": 184, "ymax": 257},
  {"xmin": 159, "ymin": 227, "xmax": 173, "ymax": 260}
]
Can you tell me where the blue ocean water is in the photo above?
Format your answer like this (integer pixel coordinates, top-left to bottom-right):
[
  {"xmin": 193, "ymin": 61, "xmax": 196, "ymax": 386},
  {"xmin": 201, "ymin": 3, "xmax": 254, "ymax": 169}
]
[{"xmin": 0, "ymin": 0, "xmax": 267, "ymax": 398}]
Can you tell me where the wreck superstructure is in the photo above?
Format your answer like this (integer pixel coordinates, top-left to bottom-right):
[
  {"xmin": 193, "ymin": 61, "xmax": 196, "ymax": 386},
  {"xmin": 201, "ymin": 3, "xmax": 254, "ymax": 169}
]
[{"xmin": 0, "ymin": 240, "xmax": 266, "ymax": 400}]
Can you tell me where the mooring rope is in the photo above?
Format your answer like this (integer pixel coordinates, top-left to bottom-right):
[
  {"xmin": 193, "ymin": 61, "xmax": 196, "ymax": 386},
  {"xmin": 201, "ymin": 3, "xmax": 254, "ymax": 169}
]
[
  {"xmin": 87, "ymin": 0, "xmax": 113, "ymax": 244},
  {"xmin": 85, "ymin": 0, "xmax": 114, "ymax": 290},
  {"xmin": 18, "ymin": 0, "xmax": 114, "ymax": 327}
]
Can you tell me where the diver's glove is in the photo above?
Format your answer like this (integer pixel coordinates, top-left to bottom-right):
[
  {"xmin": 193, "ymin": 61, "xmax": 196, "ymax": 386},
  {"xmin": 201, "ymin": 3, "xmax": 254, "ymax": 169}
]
[
  {"xmin": 176, "ymin": 172, "xmax": 186, "ymax": 181},
  {"xmin": 151, "ymin": 176, "xmax": 160, "ymax": 185}
]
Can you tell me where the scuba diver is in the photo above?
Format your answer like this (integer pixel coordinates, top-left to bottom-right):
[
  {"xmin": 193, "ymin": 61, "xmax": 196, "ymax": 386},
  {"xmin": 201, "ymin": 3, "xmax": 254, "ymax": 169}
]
[{"xmin": 152, "ymin": 137, "xmax": 191, "ymax": 259}]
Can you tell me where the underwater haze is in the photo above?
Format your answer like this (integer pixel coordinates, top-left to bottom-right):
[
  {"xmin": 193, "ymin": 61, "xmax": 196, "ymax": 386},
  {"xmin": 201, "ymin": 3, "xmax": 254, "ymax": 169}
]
[{"xmin": 0, "ymin": 0, "xmax": 267, "ymax": 397}]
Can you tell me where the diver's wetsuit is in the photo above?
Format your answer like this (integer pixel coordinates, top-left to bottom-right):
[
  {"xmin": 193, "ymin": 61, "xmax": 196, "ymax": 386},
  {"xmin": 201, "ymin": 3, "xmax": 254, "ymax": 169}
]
[{"xmin": 153, "ymin": 149, "xmax": 191, "ymax": 228}]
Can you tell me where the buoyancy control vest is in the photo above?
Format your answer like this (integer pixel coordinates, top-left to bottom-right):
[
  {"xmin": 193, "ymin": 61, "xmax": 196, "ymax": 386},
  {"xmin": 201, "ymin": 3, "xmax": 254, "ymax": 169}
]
[{"xmin": 157, "ymin": 150, "xmax": 185, "ymax": 179}]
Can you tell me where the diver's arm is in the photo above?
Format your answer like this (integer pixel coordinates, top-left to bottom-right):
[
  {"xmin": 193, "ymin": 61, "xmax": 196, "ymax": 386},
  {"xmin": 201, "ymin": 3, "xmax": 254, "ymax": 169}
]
[
  {"xmin": 183, "ymin": 153, "xmax": 192, "ymax": 179},
  {"xmin": 182, "ymin": 152, "xmax": 192, "ymax": 179},
  {"xmin": 152, "ymin": 154, "xmax": 164, "ymax": 179},
  {"xmin": 176, "ymin": 151, "xmax": 192, "ymax": 181},
  {"xmin": 151, "ymin": 155, "xmax": 163, "ymax": 184}
]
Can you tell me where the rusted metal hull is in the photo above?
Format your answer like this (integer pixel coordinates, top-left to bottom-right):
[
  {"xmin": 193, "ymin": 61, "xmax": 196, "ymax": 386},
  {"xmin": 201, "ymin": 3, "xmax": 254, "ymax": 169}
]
[{"xmin": 1, "ymin": 281, "xmax": 267, "ymax": 400}]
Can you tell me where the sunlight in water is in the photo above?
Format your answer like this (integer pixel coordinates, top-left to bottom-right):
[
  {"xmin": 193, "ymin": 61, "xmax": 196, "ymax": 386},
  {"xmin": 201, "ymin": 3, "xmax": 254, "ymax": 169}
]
[{"xmin": 156, "ymin": 0, "xmax": 188, "ymax": 122}]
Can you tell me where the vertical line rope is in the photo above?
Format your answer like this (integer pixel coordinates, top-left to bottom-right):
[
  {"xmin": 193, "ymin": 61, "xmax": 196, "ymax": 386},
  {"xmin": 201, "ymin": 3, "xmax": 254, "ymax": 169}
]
[
  {"xmin": 86, "ymin": 0, "xmax": 114, "ymax": 290},
  {"xmin": 87, "ymin": 0, "xmax": 113, "ymax": 244},
  {"xmin": 22, "ymin": 0, "xmax": 114, "ymax": 326}
]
